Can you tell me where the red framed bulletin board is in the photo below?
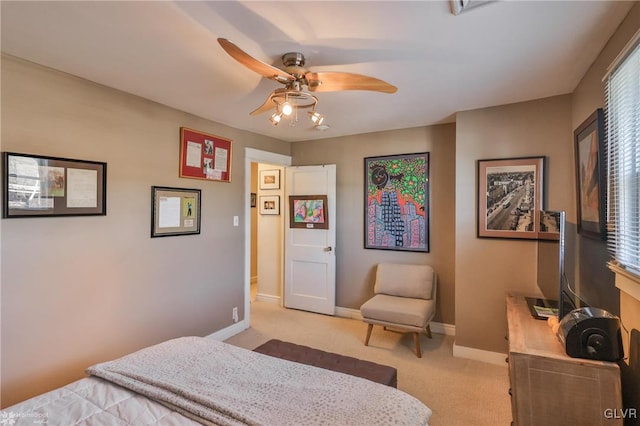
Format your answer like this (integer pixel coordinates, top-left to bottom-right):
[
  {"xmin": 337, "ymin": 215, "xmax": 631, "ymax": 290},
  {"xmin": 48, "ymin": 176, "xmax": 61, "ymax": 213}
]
[{"xmin": 179, "ymin": 127, "xmax": 232, "ymax": 182}]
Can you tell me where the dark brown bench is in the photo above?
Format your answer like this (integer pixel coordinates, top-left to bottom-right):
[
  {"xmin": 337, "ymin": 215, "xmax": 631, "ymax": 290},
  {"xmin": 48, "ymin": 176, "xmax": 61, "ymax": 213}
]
[{"xmin": 253, "ymin": 339, "xmax": 397, "ymax": 388}]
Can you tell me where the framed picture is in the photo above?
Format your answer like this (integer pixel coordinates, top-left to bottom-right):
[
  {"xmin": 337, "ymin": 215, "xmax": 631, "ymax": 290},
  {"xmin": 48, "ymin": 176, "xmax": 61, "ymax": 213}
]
[
  {"xmin": 538, "ymin": 210, "xmax": 562, "ymax": 241},
  {"xmin": 289, "ymin": 195, "xmax": 328, "ymax": 229},
  {"xmin": 259, "ymin": 169, "xmax": 280, "ymax": 190},
  {"xmin": 574, "ymin": 109, "xmax": 606, "ymax": 240},
  {"xmin": 151, "ymin": 186, "xmax": 201, "ymax": 237},
  {"xmin": 250, "ymin": 192, "xmax": 257, "ymax": 208},
  {"xmin": 260, "ymin": 195, "xmax": 280, "ymax": 215},
  {"xmin": 477, "ymin": 156, "xmax": 544, "ymax": 239},
  {"xmin": 179, "ymin": 127, "xmax": 232, "ymax": 182},
  {"xmin": 364, "ymin": 153, "xmax": 429, "ymax": 252},
  {"xmin": 2, "ymin": 152, "xmax": 107, "ymax": 218}
]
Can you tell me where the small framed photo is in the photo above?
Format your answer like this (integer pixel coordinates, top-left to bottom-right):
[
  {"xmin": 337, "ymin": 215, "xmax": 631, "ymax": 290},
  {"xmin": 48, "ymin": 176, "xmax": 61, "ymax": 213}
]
[
  {"xmin": 260, "ymin": 169, "xmax": 280, "ymax": 190},
  {"xmin": 250, "ymin": 192, "xmax": 257, "ymax": 208},
  {"xmin": 289, "ymin": 195, "xmax": 328, "ymax": 229},
  {"xmin": 477, "ymin": 156, "xmax": 544, "ymax": 239},
  {"xmin": 151, "ymin": 186, "xmax": 201, "ymax": 237},
  {"xmin": 574, "ymin": 109, "xmax": 606, "ymax": 240},
  {"xmin": 260, "ymin": 195, "xmax": 280, "ymax": 215},
  {"xmin": 3, "ymin": 152, "xmax": 107, "ymax": 218}
]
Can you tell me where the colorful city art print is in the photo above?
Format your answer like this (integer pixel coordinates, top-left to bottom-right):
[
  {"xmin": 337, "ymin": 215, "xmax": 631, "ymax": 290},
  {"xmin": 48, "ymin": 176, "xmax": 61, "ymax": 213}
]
[
  {"xmin": 477, "ymin": 156, "xmax": 544, "ymax": 240},
  {"xmin": 364, "ymin": 153, "xmax": 429, "ymax": 252}
]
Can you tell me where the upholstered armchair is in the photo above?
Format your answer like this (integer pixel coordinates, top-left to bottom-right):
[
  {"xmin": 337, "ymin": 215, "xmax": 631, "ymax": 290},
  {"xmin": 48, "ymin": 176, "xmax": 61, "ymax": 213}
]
[{"xmin": 360, "ymin": 263, "xmax": 437, "ymax": 358}]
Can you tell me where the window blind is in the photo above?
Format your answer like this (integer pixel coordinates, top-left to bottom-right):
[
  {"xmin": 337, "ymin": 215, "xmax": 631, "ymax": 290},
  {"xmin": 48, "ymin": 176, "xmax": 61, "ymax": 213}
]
[{"xmin": 606, "ymin": 36, "xmax": 640, "ymax": 275}]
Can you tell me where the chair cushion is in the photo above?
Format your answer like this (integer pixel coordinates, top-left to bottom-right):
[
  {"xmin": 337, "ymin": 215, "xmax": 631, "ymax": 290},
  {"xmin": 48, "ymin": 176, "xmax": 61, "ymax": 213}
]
[
  {"xmin": 360, "ymin": 294, "xmax": 435, "ymax": 328},
  {"xmin": 374, "ymin": 263, "xmax": 434, "ymax": 300}
]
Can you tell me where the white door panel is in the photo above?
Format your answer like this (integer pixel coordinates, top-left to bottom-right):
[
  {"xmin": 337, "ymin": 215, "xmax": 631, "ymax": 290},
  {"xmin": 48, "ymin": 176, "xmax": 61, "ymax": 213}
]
[{"xmin": 284, "ymin": 165, "xmax": 336, "ymax": 315}]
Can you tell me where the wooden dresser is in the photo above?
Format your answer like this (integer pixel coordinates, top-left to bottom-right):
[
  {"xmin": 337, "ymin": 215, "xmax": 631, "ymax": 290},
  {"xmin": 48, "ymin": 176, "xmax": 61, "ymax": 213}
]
[{"xmin": 506, "ymin": 294, "xmax": 623, "ymax": 425}]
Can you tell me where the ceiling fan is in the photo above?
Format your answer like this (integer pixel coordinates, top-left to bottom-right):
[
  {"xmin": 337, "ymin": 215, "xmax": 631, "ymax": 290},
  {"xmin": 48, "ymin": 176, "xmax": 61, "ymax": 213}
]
[{"xmin": 217, "ymin": 38, "xmax": 398, "ymax": 128}]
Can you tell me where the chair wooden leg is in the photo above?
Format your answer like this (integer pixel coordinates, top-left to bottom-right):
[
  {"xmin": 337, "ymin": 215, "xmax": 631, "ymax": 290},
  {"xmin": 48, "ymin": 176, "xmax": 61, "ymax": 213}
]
[
  {"xmin": 365, "ymin": 323, "xmax": 373, "ymax": 346},
  {"xmin": 425, "ymin": 323, "xmax": 432, "ymax": 339},
  {"xmin": 413, "ymin": 332, "xmax": 422, "ymax": 358}
]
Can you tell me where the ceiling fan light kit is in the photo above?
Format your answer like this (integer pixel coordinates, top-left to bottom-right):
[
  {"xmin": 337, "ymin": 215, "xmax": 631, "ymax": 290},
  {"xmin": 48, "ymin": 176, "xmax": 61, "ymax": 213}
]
[{"xmin": 217, "ymin": 38, "xmax": 397, "ymax": 131}]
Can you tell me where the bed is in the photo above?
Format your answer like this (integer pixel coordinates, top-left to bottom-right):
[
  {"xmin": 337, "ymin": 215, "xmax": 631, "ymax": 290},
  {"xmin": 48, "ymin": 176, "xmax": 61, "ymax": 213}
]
[{"xmin": 1, "ymin": 337, "xmax": 432, "ymax": 425}]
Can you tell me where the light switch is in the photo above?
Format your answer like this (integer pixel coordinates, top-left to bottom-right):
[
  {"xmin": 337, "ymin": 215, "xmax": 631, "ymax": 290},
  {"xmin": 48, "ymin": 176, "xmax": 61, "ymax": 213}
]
[{"xmin": 233, "ymin": 216, "xmax": 239, "ymax": 227}]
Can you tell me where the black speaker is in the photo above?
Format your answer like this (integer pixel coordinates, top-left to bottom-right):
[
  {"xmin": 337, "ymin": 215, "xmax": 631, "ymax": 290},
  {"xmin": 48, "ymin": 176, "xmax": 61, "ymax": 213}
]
[{"xmin": 558, "ymin": 307, "xmax": 624, "ymax": 362}]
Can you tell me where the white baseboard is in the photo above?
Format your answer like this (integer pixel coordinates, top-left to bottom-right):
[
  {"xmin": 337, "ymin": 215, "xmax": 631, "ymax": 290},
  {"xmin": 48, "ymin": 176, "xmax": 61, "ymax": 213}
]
[
  {"xmin": 335, "ymin": 306, "xmax": 456, "ymax": 336},
  {"xmin": 452, "ymin": 343, "xmax": 508, "ymax": 366},
  {"xmin": 334, "ymin": 306, "xmax": 362, "ymax": 319},
  {"xmin": 255, "ymin": 293, "xmax": 280, "ymax": 304},
  {"xmin": 206, "ymin": 319, "xmax": 249, "ymax": 341},
  {"xmin": 430, "ymin": 322, "xmax": 456, "ymax": 336}
]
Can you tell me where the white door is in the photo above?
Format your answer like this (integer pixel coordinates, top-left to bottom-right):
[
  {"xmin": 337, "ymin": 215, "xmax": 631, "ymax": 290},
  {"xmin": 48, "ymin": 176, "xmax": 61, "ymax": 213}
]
[{"xmin": 284, "ymin": 165, "xmax": 336, "ymax": 315}]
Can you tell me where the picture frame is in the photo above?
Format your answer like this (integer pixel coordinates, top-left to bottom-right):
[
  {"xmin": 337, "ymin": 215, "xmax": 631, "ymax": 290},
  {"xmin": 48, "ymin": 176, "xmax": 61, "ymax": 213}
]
[
  {"xmin": 574, "ymin": 109, "xmax": 606, "ymax": 240},
  {"xmin": 260, "ymin": 195, "xmax": 280, "ymax": 215},
  {"xmin": 364, "ymin": 153, "xmax": 429, "ymax": 252},
  {"xmin": 259, "ymin": 169, "xmax": 280, "ymax": 190},
  {"xmin": 179, "ymin": 127, "xmax": 232, "ymax": 182},
  {"xmin": 2, "ymin": 152, "xmax": 107, "ymax": 218},
  {"xmin": 538, "ymin": 210, "xmax": 562, "ymax": 241},
  {"xmin": 477, "ymin": 156, "xmax": 544, "ymax": 240},
  {"xmin": 289, "ymin": 195, "xmax": 328, "ymax": 229},
  {"xmin": 250, "ymin": 192, "xmax": 257, "ymax": 208},
  {"xmin": 151, "ymin": 186, "xmax": 201, "ymax": 237}
]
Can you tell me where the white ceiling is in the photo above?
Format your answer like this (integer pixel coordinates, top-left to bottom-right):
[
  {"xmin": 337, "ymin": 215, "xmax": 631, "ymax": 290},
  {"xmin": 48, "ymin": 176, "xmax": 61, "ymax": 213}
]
[{"xmin": 1, "ymin": 1, "xmax": 634, "ymax": 142}]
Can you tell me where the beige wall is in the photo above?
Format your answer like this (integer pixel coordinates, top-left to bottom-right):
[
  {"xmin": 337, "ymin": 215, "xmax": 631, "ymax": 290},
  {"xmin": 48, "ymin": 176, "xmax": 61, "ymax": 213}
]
[
  {"xmin": 571, "ymin": 3, "xmax": 640, "ymax": 355},
  {"xmin": 256, "ymin": 163, "xmax": 285, "ymax": 300},
  {"xmin": 0, "ymin": 55, "xmax": 290, "ymax": 407},
  {"xmin": 291, "ymin": 124, "xmax": 456, "ymax": 325},
  {"xmin": 455, "ymin": 95, "xmax": 574, "ymax": 353}
]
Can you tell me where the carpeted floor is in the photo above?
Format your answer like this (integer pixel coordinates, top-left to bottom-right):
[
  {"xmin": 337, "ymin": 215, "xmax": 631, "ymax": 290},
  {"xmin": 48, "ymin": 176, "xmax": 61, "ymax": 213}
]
[{"xmin": 225, "ymin": 300, "xmax": 513, "ymax": 426}]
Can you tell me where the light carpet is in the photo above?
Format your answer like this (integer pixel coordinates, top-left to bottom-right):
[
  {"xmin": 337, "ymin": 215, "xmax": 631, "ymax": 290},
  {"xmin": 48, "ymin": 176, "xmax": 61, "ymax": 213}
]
[{"xmin": 225, "ymin": 301, "xmax": 512, "ymax": 426}]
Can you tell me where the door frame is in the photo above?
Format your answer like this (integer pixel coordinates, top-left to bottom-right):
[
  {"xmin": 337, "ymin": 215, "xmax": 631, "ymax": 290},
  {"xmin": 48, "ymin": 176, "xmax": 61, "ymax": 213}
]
[{"xmin": 244, "ymin": 148, "xmax": 291, "ymax": 327}]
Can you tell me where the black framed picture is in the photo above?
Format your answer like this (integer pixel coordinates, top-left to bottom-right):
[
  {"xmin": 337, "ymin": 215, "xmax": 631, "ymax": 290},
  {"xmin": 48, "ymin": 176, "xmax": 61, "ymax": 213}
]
[
  {"xmin": 574, "ymin": 109, "xmax": 606, "ymax": 240},
  {"xmin": 364, "ymin": 152, "xmax": 429, "ymax": 252},
  {"xmin": 3, "ymin": 152, "xmax": 107, "ymax": 218},
  {"xmin": 151, "ymin": 186, "xmax": 201, "ymax": 237}
]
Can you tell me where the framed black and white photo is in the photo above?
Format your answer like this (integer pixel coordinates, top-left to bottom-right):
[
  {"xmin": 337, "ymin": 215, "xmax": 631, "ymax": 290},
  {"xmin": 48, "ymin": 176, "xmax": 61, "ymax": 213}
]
[{"xmin": 477, "ymin": 156, "xmax": 544, "ymax": 240}]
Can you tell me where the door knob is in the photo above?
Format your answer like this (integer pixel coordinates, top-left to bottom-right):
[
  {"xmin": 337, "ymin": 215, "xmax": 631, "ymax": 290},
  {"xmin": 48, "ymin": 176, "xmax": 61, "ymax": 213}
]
[{"xmin": 324, "ymin": 246, "xmax": 333, "ymax": 252}]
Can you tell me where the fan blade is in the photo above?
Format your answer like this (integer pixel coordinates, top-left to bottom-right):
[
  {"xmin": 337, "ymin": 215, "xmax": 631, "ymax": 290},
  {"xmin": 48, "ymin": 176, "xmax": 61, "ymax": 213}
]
[
  {"xmin": 217, "ymin": 38, "xmax": 294, "ymax": 83},
  {"xmin": 250, "ymin": 95, "xmax": 276, "ymax": 116},
  {"xmin": 306, "ymin": 72, "xmax": 397, "ymax": 94}
]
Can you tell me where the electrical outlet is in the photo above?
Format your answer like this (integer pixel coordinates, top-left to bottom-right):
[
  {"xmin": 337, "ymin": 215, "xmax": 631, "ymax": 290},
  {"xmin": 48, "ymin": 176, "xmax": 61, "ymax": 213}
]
[{"xmin": 232, "ymin": 307, "xmax": 238, "ymax": 323}]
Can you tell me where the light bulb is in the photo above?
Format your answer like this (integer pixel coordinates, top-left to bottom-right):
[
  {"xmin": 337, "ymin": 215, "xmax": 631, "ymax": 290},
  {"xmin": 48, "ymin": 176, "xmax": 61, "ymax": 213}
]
[
  {"xmin": 282, "ymin": 102, "xmax": 293, "ymax": 116},
  {"xmin": 270, "ymin": 112, "xmax": 282, "ymax": 126},
  {"xmin": 309, "ymin": 111, "xmax": 324, "ymax": 125}
]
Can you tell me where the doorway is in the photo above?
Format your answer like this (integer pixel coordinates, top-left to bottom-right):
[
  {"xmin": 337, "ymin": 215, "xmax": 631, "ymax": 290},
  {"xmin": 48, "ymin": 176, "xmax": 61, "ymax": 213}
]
[{"xmin": 244, "ymin": 148, "xmax": 291, "ymax": 327}]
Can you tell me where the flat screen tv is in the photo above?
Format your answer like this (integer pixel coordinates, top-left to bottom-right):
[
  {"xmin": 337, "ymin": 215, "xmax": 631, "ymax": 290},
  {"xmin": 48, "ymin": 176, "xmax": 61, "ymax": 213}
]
[{"xmin": 536, "ymin": 211, "xmax": 589, "ymax": 319}]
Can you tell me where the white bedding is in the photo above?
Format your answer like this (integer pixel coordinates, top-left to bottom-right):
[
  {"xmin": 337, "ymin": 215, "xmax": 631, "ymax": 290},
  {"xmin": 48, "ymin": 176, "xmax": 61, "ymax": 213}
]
[
  {"xmin": 2, "ymin": 337, "xmax": 432, "ymax": 425},
  {"xmin": 0, "ymin": 376, "xmax": 200, "ymax": 426}
]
